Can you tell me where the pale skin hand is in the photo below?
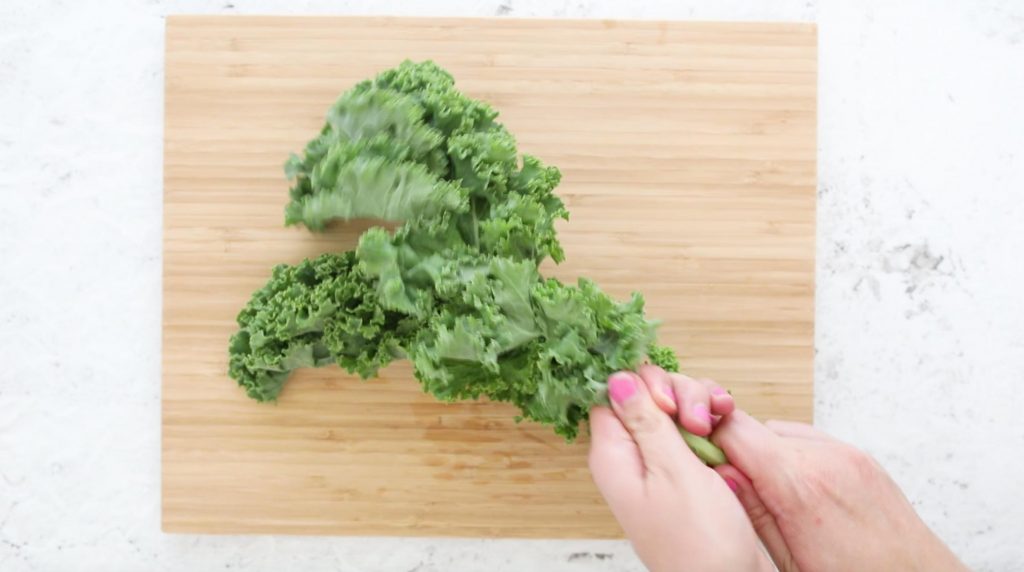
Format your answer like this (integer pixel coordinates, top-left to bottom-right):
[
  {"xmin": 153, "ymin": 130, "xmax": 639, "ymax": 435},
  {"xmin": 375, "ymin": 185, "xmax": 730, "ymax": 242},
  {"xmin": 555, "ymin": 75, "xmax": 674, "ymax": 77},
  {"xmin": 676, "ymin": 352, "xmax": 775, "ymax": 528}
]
[
  {"xmin": 588, "ymin": 365, "xmax": 773, "ymax": 572},
  {"xmin": 591, "ymin": 367, "xmax": 969, "ymax": 572},
  {"xmin": 710, "ymin": 409, "xmax": 970, "ymax": 572}
]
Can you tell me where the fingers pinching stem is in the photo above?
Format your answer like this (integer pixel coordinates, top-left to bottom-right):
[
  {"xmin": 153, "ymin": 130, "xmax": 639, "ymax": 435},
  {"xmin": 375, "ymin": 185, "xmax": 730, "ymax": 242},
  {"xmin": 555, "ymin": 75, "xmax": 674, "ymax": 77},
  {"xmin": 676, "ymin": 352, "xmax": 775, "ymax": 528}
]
[
  {"xmin": 636, "ymin": 364, "xmax": 679, "ymax": 414},
  {"xmin": 612, "ymin": 369, "xmax": 728, "ymax": 467},
  {"xmin": 607, "ymin": 372, "xmax": 695, "ymax": 474}
]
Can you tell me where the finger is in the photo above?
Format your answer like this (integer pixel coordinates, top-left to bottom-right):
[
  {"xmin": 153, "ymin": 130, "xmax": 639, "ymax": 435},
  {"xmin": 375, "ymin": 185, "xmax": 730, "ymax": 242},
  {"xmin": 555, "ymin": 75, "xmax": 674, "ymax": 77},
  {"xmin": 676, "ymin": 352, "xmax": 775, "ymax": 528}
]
[
  {"xmin": 667, "ymin": 373, "xmax": 713, "ymax": 436},
  {"xmin": 637, "ymin": 364, "xmax": 678, "ymax": 415},
  {"xmin": 715, "ymin": 465, "xmax": 798, "ymax": 572},
  {"xmin": 765, "ymin": 419, "xmax": 832, "ymax": 441},
  {"xmin": 697, "ymin": 377, "xmax": 736, "ymax": 416},
  {"xmin": 588, "ymin": 406, "xmax": 644, "ymax": 504},
  {"xmin": 607, "ymin": 371, "xmax": 697, "ymax": 475},
  {"xmin": 711, "ymin": 409, "xmax": 787, "ymax": 486}
]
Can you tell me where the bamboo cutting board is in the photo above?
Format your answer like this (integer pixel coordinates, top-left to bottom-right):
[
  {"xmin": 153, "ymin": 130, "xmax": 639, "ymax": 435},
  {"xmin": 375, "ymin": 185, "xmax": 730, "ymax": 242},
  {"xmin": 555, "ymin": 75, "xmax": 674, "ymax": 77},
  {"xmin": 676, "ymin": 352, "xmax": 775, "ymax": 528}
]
[{"xmin": 163, "ymin": 16, "xmax": 816, "ymax": 538}]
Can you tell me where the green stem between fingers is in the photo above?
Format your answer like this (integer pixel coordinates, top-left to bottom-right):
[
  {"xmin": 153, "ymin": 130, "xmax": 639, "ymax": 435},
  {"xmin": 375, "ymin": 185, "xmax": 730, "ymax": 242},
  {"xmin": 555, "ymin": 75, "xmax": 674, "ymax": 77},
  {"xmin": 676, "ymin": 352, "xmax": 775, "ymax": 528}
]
[{"xmin": 680, "ymin": 428, "xmax": 727, "ymax": 466}]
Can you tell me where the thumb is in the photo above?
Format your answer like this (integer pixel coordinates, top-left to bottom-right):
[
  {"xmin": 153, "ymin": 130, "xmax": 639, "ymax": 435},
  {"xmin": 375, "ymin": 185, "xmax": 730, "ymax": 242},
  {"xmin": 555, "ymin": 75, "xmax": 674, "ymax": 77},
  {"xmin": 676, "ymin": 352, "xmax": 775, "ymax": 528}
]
[
  {"xmin": 715, "ymin": 465, "xmax": 798, "ymax": 572},
  {"xmin": 588, "ymin": 406, "xmax": 644, "ymax": 498},
  {"xmin": 711, "ymin": 409, "xmax": 787, "ymax": 487},
  {"xmin": 607, "ymin": 372, "xmax": 696, "ymax": 475}
]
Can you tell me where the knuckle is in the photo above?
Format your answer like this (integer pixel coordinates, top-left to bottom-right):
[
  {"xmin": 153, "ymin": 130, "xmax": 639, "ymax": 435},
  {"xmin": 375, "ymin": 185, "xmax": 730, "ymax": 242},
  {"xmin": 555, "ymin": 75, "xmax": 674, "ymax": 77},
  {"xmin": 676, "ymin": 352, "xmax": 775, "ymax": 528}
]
[
  {"xmin": 843, "ymin": 446, "xmax": 882, "ymax": 478},
  {"xmin": 623, "ymin": 407, "xmax": 666, "ymax": 436},
  {"xmin": 638, "ymin": 363, "xmax": 666, "ymax": 379},
  {"xmin": 802, "ymin": 467, "xmax": 833, "ymax": 496},
  {"xmin": 791, "ymin": 445, "xmax": 880, "ymax": 501},
  {"xmin": 753, "ymin": 439, "xmax": 784, "ymax": 466},
  {"xmin": 745, "ymin": 499, "xmax": 776, "ymax": 533},
  {"xmin": 780, "ymin": 449, "xmax": 836, "ymax": 503},
  {"xmin": 668, "ymin": 372, "xmax": 692, "ymax": 386}
]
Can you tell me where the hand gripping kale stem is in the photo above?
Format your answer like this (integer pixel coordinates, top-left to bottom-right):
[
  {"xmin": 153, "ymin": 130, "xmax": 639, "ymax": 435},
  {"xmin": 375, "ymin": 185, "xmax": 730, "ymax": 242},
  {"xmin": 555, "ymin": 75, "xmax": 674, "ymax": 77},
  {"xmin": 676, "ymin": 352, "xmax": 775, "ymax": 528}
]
[{"xmin": 227, "ymin": 61, "xmax": 727, "ymax": 466}]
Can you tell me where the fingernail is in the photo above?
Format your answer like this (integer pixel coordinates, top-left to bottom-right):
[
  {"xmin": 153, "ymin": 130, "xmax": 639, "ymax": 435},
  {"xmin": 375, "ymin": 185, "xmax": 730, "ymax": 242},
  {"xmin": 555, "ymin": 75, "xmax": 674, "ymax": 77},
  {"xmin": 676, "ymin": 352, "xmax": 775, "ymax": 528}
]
[
  {"xmin": 660, "ymin": 382, "xmax": 676, "ymax": 405},
  {"xmin": 710, "ymin": 387, "xmax": 728, "ymax": 396},
  {"xmin": 693, "ymin": 403, "xmax": 712, "ymax": 423},
  {"xmin": 608, "ymin": 373, "xmax": 637, "ymax": 404},
  {"xmin": 725, "ymin": 478, "xmax": 739, "ymax": 493}
]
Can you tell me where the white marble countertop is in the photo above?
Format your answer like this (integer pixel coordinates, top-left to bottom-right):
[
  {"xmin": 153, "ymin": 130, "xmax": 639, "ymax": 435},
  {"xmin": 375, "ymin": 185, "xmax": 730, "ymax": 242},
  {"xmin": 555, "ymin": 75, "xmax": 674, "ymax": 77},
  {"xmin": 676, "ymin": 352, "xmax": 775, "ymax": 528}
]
[{"xmin": 2, "ymin": 0, "xmax": 1022, "ymax": 570}]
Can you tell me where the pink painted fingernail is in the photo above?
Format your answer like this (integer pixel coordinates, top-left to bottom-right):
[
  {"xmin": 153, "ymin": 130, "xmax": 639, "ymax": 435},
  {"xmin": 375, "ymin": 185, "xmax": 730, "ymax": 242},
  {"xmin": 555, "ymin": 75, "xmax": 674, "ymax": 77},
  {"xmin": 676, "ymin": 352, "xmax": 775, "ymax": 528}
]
[
  {"xmin": 693, "ymin": 403, "xmax": 713, "ymax": 423},
  {"xmin": 710, "ymin": 387, "xmax": 728, "ymax": 396},
  {"xmin": 661, "ymin": 382, "xmax": 677, "ymax": 405},
  {"xmin": 725, "ymin": 478, "xmax": 739, "ymax": 493},
  {"xmin": 608, "ymin": 374, "xmax": 637, "ymax": 404}
]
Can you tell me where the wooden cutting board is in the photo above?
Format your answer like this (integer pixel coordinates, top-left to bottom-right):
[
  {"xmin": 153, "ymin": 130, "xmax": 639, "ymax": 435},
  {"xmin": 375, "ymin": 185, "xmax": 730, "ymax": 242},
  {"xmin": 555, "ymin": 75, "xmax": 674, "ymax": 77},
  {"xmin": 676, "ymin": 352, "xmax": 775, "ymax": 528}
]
[{"xmin": 163, "ymin": 16, "xmax": 816, "ymax": 538}]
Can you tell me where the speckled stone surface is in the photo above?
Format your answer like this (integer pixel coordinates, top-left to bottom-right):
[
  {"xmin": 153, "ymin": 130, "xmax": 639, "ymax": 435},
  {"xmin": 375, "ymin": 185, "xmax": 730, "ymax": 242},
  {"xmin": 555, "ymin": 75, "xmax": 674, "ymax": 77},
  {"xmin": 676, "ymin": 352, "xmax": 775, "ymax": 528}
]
[{"xmin": 1, "ymin": 0, "xmax": 1022, "ymax": 570}]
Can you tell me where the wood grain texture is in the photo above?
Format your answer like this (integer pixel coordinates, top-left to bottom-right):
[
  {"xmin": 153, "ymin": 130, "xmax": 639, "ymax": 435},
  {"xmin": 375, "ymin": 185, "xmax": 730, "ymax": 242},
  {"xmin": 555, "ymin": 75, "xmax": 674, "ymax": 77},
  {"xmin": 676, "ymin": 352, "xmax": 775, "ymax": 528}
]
[{"xmin": 163, "ymin": 15, "xmax": 817, "ymax": 538}]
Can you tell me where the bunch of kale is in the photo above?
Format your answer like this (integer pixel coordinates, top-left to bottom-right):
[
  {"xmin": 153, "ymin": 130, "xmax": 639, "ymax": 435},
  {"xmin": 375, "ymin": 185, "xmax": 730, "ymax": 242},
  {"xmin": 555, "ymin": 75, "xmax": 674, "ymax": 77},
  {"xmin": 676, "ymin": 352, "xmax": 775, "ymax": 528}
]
[{"xmin": 228, "ymin": 61, "xmax": 716, "ymax": 460}]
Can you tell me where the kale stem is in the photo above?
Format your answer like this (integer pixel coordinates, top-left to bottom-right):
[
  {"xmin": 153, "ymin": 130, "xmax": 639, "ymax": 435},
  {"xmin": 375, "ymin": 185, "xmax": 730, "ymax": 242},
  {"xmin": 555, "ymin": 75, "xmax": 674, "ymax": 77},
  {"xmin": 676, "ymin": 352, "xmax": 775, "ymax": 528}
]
[{"xmin": 679, "ymin": 428, "xmax": 727, "ymax": 466}]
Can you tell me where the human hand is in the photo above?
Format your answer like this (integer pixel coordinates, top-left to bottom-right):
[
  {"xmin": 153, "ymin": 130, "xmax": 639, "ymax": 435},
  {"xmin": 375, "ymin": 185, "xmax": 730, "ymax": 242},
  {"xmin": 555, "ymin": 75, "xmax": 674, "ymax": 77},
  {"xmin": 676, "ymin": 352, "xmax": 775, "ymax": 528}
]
[
  {"xmin": 712, "ymin": 410, "xmax": 969, "ymax": 572},
  {"xmin": 588, "ymin": 366, "xmax": 772, "ymax": 572}
]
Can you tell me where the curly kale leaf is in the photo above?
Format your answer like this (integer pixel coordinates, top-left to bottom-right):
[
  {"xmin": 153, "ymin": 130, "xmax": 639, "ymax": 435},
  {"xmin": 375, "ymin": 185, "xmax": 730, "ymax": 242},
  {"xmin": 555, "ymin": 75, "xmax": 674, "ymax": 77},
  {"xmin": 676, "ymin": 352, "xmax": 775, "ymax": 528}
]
[
  {"xmin": 393, "ymin": 255, "xmax": 657, "ymax": 440},
  {"xmin": 228, "ymin": 252, "xmax": 414, "ymax": 401}
]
